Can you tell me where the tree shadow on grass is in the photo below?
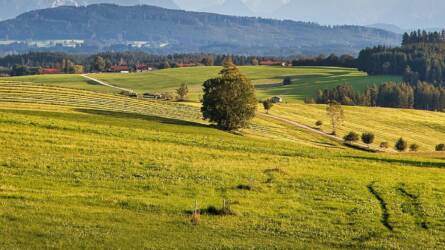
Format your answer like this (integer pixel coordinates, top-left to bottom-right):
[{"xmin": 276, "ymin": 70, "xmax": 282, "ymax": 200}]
[
  {"xmin": 84, "ymin": 79, "xmax": 102, "ymax": 86},
  {"xmin": 343, "ymin": 155, "xmax": 445, "ymax": 169},
  {"xmin": 75, "ymin": 109, "xmax": 208, "ymax": 128}
]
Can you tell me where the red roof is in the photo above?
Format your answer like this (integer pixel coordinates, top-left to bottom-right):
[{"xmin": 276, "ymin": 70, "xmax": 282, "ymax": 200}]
[
  {"xmin": 40, "ymin": 68, "xmax": 61, "ymax": 74},
  {"xmin": 110, "ymin": 65, "xmax": 130, "ymax": 72},
  {"xmin": 259, "ymin": 60, "xmax": 285, "ymax": 66}
]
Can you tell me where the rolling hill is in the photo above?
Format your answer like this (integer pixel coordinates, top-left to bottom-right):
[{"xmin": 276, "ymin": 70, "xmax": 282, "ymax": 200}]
[
  {"xmin": 1, "ymin": 79, "xmax": 445, "ymax": 248},
  {"xmin": 0, "ymin": 4, "xmax": 401, "ymax": 56}
]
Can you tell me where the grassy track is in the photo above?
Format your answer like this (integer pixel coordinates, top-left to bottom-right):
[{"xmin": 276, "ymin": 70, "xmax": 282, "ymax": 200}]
[
  {"xmin": 0, "ymin": 84, "xmax": 445, "ymax": 248},
  {"xmin": 1, "ymin": 66, "xmax": 401, "ymax": 102}
]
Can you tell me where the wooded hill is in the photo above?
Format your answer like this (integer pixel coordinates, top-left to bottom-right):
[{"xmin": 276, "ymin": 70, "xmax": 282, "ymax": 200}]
[{"xmin": 0, "ymin": 4, "xmax": 400, "ymax": 56}]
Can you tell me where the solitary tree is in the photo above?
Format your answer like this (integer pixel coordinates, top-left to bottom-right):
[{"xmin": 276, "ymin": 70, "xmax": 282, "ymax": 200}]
[
  {"xmin": 326, "ymin": 101, "xmax": 344, "ymax": 135},
  {"xmin": 262, "ymin": 99, "xmax": 273, "ymax": 114},
  {"xmin": 176, "ymin": 83, "xmax": 189, "ymax": 101},
  {"xmin": 94, "ymin": 56, "xmax": 106, "ymax": 72},
  {"xmin": 361, "ymin": 132, "xmax": 375, "ymax": 147},
  {"xmin": 395, "ymin": 138, "xmax": 408, "ymax": 152},
  {"xmin": 436, "ymin": 144, "xmax": 445, "ymax": 151},
  {"xmin": 315, "ymin": 120, "xmax": 323, "ymax": 129},
  {"xmin": 201, "ymin": 57, "xmax": 257, "ymax": 130}
]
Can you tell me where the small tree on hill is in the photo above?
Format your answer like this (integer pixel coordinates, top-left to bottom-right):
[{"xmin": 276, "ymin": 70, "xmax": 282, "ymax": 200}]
[
  {"xmin": 361, "ymin": 132, "xmax": 375, "ymax": 147},
  {"xmin": 344, "ymin": 132, "xmax": 359, "ymax": 142},
  {"xmin": 176, "ymin": 83, "xmax": 189, "ymax": 101},
  {"xmin": 283, "ymin": 76, "xmax": 292, "ymax": 85},
  {"xmin": 326, "ymin": 101, "xmax": 344, "ymax": 135},
  {"xmin": 436, "ymin": 144, "xmax": 445, "ymax": 151},
  {"xmin": 201, "ymin": 57, "xmax": 257, "ymax": 131},
  {"xmin": 262, "ymin": 99, "xmax": 273, "ymax": 114},
  {"xmin": 380, "ymin": 142, "xmax": 389, "ymax": 149},
  {"xmin": 315, "ymin": 120, "xmax": 323, "ymax": 129},
  {"xmin": 94, "ymin": 56, "xmax": 106, "ymax": 72},
  {"xmin": 409, "ymin": 144, "xmax": 419, "ymax": 152},
  {"xmin": 395, "ymin": 138, "xmax": 408, "ymax": 152}
]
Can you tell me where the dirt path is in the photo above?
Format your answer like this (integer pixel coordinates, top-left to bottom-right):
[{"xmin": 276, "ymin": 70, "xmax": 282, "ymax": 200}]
[
  {"xmin": 81, "ymin": 74, "xmax": 135, "ymax": 93},
  {"xmin": 258, "ymin": 113, "xmax": 386, "ymax": 153}
]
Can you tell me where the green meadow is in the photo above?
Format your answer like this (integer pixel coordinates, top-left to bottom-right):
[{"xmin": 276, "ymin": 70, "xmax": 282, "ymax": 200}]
[
  {"xmin": 0, "ymin": 67, "xmax": 444, "ymax": 249},
  {"xmin": 1, "ymin": 66, "xmax": 401, "ymax": 102}
]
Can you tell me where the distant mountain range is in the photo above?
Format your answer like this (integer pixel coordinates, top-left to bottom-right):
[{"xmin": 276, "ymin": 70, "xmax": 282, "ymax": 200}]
[
  {"xmin": 0, "ymin": 4, "xmax": 401, "ymax": 56},
  {"xmin": 0, "ymin": 0, "xmax": 180, "ymax": 20}
]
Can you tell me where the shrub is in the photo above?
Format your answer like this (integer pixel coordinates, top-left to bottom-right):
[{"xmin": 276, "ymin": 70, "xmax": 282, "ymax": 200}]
[
  {"xmin": 380, "ymin": 142, "xmax": 389, "ymax": 149},
  {"xmin": 283, "ymin": 76, "xmax": 292, "ymax": 85},
  {"xmin": 409, "ymin": 144, "xmax": 420, "ymax": 152},
  {"xmin": 395, "ymin": 138, "xmax": 408, "ymax": 152},
  {"xmin": 315, "ymin": 120, "xmax": 323, "ymax": 127},
  {"xmin": 361, "ymin": 132, "xmax": 375, "ymax": 145},
  {"xmin": 176, "ymin": 83, "xmax": 189, "ymax": 101},
  {"xmin": 436, "ymin": 144, "xmax": 445, "ymax": 151},
  {"xmin": 344, "ymin": 131, "xmax": 359, "ymax": 142},
  {"xmin": 262, "ymin": 99, "xmax": 273, "ymax": 114},
  {"xmin": 201, "ymin": 200, "xmax": 236, "ymax": 216},
  {"xmin": 236, "ymin": 184, "xmax": 252, "ymax": 191}
]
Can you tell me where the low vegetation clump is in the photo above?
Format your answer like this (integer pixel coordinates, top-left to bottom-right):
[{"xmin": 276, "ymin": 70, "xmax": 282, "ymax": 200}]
[
  {"xmin": 262, "ymin": 99, "xmax": 274, "ymax": 114},
  {"xmin": 410, "ymin": 143, "xmax": 420, "ymax": 152},
  {"xmin": 380, "ymin": 142, "xmax": 389, "ymax": 149},
  {"xmin": 344, "ymin": 131, "xmax": 360, "ymax": 142},
  {"xmin": 395, "ymin": 138, "xmax": 408, "ymax": 152},
  {"xmin": 362, "ymin": 132, "xmax": 375, "ymax": 146},
  {"xmin": 282, "ymin": 76, "xmax": 292, "ymax": 85},
  {"xmin": 436, "ymin": 144, "xmax": 445, "ymax": 151}
]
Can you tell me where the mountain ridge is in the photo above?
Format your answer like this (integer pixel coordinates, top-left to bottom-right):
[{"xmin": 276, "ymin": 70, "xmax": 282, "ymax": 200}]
[{"xmin": 0, "ymin": 4, "xmax": 401, "ymax": 56}]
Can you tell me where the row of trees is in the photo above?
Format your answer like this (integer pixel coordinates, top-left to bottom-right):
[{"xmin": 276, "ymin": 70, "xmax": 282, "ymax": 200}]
[
  {"xmin": 0, "ymin": 51, "xmax": 287, "ymax": 75},
  {"xmin": 292, "ymin": 54, "xmax": 356, "ymax": 68},
  {"xmin": 402, "ymin": 30, "xmax": 445, "ymax": 45},
  {"xmin": 315, "ymin": 82, "xmax": 445, "ymax": 111}
]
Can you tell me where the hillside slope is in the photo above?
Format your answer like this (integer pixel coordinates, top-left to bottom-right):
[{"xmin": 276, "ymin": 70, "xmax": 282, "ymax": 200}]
[
  {"xmin": 1, "ymin": 85, "xmax": 445, "ymax": 248},
  {"xmin": 0, "ymin": 4, "xmax": 401, "ymax": 55}
]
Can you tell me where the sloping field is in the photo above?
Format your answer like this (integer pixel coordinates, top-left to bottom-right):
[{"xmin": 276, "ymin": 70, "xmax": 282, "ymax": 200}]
[
  {"xmin": 1, "ymin": 66, "xmax": 401, "ymax": 102},
  {"xmin": 0, "ymin": 83, "xmax": 445, "ymax": 249},
  {"xmin": 268, "ymin": 103, "xmax": 445, "ymax": 152},
  {"xmin": 91, "ymin": 66, "xmax": 400, "ymax": 102}
]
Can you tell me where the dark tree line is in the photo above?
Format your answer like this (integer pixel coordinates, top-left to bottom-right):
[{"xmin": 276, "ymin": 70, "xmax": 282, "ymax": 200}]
[
  {"xmin": 358, "ymin": 32, "xmax": 445, "ymax": 85},
  {"xmin": 402, "ymin": 30, "xmax": 445, "ymax": 45},
  {"xmin": 316, "ymin": 82, "xmax": 445, "ymax": 111},
  {"xmin": 0, "ymin": 51, "xmax": 286, "ymax": 76},
  {"xmin": 292, "ymin": 54, "xmax": 356, "ymax": 68}
]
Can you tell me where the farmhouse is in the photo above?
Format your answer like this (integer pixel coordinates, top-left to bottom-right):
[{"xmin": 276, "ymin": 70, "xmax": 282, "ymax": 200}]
[
  {"xmin": 110, "ymin": 65, "xmax": 130, "ymax": 73},
  {"xmin": 260, "ymin": 60, "xmax": 288, "ymax": 67},
  {"xmin": 39, "ymin": 68, "xmax": 61, "ymax": 74}
]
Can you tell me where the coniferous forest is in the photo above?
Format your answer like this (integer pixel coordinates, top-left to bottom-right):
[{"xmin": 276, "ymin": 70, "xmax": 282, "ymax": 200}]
[{"xmin": 317, "ymin": 30, "xmax": 445, "ymax": 111}]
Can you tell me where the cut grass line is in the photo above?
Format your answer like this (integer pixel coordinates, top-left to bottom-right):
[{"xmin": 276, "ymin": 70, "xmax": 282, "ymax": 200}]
[
  {"xmin": 367, "ymin": 182, "xmax": 394, "ymax": 231},
  {"xmin": 397, "ymin": 184, "xmax": 429, "ymax": 229}
]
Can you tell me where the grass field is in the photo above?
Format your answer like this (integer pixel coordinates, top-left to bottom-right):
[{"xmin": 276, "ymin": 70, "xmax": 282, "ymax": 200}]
[
  {"xmin": 1, "ymin": 82, "xmax": 445, "ymax": 249},
  {"xmin": 1, "ymin": 66, "xmax": 401, "ymax": 102}
]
